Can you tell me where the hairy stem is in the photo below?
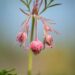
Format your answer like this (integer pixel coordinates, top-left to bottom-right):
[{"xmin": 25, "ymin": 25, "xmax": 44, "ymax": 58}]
[
  {"xmin": 28, "ymin": 50, "xmax": 32, "ymax": 75},
  {"xmin": 35, "ymin": 18, "xmax": 38, "ymax": 40},
  {"xmin": 28, "ymin": 16, "xmax": 35, "ymax": 75},
  {"xmin": 30, "ymin": 16, "xmax": 35, "ymax": 41}
]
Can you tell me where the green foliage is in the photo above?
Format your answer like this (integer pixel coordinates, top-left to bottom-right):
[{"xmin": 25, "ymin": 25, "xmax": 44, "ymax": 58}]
[
  {"xmin": 48, "ymin": 0, "xmax": 54, "ymax": 6},
  {"xmin": 20, "ymin": 0, "xmax": 32, "ymax": 11},
  {"xmin": 44, "ymin": 0, "xmax": 47, "ymax": 9},
  {"xmin": 40, "ymin": 0, "xmax": 61, "ymax": 14},
  {"xmin": 19, "ymin": 8, "xmax": 28, "ymax": 15},
  {"xmin": 48, "ymin": 3, "xmax": 61, "ymax": 8},
  {"xmin": 28, "ymin": 0, "xmax": 32, "ymax": 5},
  {"xmin": 0, "ymin": 69, "xmax": 17, "ymax": 75},
  {"xmin": 20, "ymin": 0, "xmax": 61, "ymax": 15}
]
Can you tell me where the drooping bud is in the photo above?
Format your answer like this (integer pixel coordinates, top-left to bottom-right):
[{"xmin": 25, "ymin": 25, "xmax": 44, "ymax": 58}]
[
  {"xmin": 17, "ymin": 32, "xmax": 27, "ymax": 43},
  {"xmin": 44, "ymin": 25, "xmax": 52, "ymax": 32},
  {"xmin": 30, "ymin": 40, "xmax": 43, "ymax": 54},
  {"xmin": 45, "ymin": 35, "xmax": 54, "ymax": 48}
]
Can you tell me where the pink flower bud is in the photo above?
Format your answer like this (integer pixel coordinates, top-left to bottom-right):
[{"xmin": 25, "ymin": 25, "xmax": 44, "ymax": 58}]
[
  {"xmin": 17, "ymin": 32, "xmax": 27, "ymax": 43},
  {"xmin": 44, "ymin": 25, "xmax": 52, "ymax": 32},
  {"xmin": 45, "ymin": 35, "xmax": 53, "ymax": 48},
  {"xmin": 30, "ymin": 40, "xmax": 43, "ymax": 54}
]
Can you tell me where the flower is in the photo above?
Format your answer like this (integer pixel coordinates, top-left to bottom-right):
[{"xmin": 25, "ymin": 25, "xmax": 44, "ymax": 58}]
[
  {"xmin": 30, "ymin": 39, "xmax": 43, "ymax": 54},
  {"xmin": 44, "ymin": 35, "xmax": 54, "ymax": 48},
  {"xmin": 17, "ymin": 32, "xmax": 27, "ymax": 44},
  {"xmin": 21, "ymin": 16, "xmax": 30, "ymax": 35},
  {"xmin": 17, "ymin": 0, "xmax": 60, "ymax": 54}
]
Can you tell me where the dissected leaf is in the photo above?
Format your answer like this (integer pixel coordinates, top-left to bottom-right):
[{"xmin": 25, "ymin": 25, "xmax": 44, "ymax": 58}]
[
  {"xmin": 26, "ymin": 0, "xmax": 28, "ymax": 3},
  {"xmin": 20, "ymin": 0, "xmax": 28, "ymax": 7},
  {"xmin": 40, "ymin": 0, "xmax": 54, "ymax": 14},
  {"xmin": 39, "ymin": 0, "xmax": 47, "ymax": 14},
  {"xmin": 40, "ymin": 2, "xmax": 61, "ymax": 14},
  {"xmin": 19, "ymin": 8, "xmax": 29, "ymax": 15},
  {"xmin": 29, "ymin": 0, "xmax": 32, "ymax": 5},
  {"xmin": 39, "ymin": 0, "xmax": 43, "ymax": 9},
  {"xmin": 39, "ymin": 8, "xmax": 46, "ymax": 14},
  {"xmin": 44, "ymin": 0, "xmax": 47, "ymax": 8},
  {"xmin": 48, "ymin": 3, "xmax": 61, "ymax": 8},
  {"xmin": 48, "ymin": 0, "xmax": 54, "ymax": 6},
  {"xmin": 20, "ymin": 0, "xmax": 30, "ymax": 11}
]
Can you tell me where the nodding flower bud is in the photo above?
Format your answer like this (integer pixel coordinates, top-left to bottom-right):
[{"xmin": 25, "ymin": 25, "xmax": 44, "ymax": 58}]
[
  {"xmin": 45, "ymin": 35, "xmax": 53, "ymax": 48},
  {"xmin": 44, "ymin": 25, "xmax": 52, "ymax": 32},
  {"xmin": 30, "ymin": 40, "xmax": 43, "ymax": 54},
  {"xmin": 17, "ymin": 32, "xmax": 27, "ymax": 43}
]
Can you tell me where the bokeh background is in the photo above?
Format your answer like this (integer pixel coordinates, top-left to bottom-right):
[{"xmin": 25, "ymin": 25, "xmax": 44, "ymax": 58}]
[{"xmin": 0, "ymin": 0, "xmax": 75, "ymax": 75}]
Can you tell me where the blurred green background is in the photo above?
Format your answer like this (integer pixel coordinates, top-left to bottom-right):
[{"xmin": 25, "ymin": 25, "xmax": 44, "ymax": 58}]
[{"xmin": 0, "ymin": 0, "xmax": 75, "ymax": 75}]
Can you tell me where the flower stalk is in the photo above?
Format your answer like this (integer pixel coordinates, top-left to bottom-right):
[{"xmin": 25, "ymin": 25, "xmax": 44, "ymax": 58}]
[
  {"xmin": 30, "ymin": 16, "xmax": 35, "ymax": 41},
  {"xmin": 17, "ymin": 0, "xmax": 61, "ymax": 75},
  {"xmin": 28, "ymin": 16, "xmax": 35, "ymax": 75},
  {"xmin": 28, "ymin": 50, "xmax": 32, "ymax": 75}
]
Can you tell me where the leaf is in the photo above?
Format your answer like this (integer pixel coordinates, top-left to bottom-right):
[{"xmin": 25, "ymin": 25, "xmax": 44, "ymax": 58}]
[
  {"xmin": 48, "ymin": 0, "xmax": 54, "ymax": 6},
  {"xmin": 26, "ymin": 0, "xmax": 28, "ymax": 3},
  {"xmin": 20, "ymin": 0, "xmax": 30, "ymax": 11},
  {"xmin": 0, "ymin": 69, "xmax": 17, "ymax": 75},
  {"xmin": 44, "ymin": 0, "xmax": 47, "ymax": 8},
  {"xmin": 26, "ymin": 0, "xmax": 32, "ymax": 5},
  {"xmin": 29, "ymin": 0, "xmax": 32, "ymax": 5},
  {"xmin": 19, "ymin": 8, "xmax": 29, "ymax": 16},
  {"xmin": 7, "ymin": 68, "xmax": 16, "ymax": 73},
  {"xmin": 48, "ymin": 3, "xmax": 61, "ymax": 8},
  {"xmin": 40, "ymin": 3, "xmax": 61, "ymax": 14},
  {"xmin": 39, "ymin": 0, "xmax": 43, "ymax": 9},
  {"xmin": 39, "ymin": 8, "xmax": 46, "ymax": 14},
  {"xmin": 20, "ymin": 0, "xmax": 28, "ymax": 7},
  {"xmin": 40, "ymin": 0, "xmax": 48, "ymax": 14}
]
